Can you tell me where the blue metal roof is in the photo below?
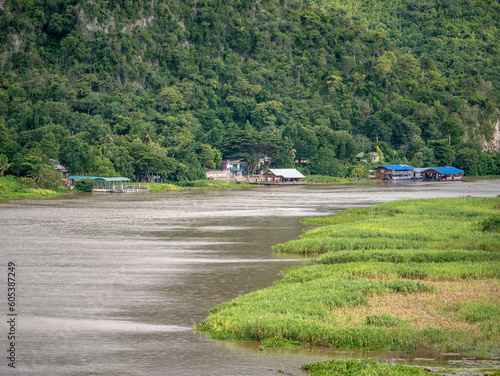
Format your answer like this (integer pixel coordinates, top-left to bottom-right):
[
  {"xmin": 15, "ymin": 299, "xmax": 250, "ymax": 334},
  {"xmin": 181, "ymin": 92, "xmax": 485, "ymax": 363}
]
[
  {"xmin": 413, "ymin": 167, "xmax": 430, "ymax": 173},
  {"xmin": 93, "ymin": 177, "xmax": 130, "ymax": 182},
  {"xmin": 425, "ymin": 167, "xmax": 464, "ymax": 174},
  {"xmin": 69, "ymin": 176, "xmax": 130, "ymax": 181},
  {"xmin": 378, "ymin": 164, "xmax": 414, "ymax": 171},
  {"xmin": 69, "ymin": 176, "xmax": 98, "ymax": 180}
]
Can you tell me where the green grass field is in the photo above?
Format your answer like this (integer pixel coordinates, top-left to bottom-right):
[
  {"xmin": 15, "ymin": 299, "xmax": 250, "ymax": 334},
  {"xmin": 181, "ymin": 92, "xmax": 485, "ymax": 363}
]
[
  {"xmin": 0, "ymin": 176, "xmax": 65, "ymax": 200},
  {"xmin": 274, "ymin": 198, "xmax": 500, "ymax": 254},
  {"xmin": 197, "ymin": 197, "xmax": 500, "ymax": 359},
  {"xmin": 301, "ymin": 359, "xmax": 430, "ymax": 376}
]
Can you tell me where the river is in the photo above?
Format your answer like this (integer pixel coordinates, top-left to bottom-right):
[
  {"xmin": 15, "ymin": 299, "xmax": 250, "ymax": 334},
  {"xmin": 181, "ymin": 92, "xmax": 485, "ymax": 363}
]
[{"xmin": 1, "ymin": 179, "xmax": 499, "ymax": 375}]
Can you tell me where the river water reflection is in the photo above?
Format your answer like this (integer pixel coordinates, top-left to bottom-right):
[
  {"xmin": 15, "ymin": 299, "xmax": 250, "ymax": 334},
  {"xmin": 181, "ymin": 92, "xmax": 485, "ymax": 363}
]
[{"xmin": 1, "ymin": 180, "xmax": 499, "ymax": 375}]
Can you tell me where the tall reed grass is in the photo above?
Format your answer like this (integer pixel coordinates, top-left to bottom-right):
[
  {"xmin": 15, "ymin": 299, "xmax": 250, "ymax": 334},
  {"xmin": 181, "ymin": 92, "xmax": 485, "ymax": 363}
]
[
  {"xmin": 317, "ymin": 249, "xmax": 500, "ymax": 264},
  {"xmin": 301, "ymin": 359, "xmax": 430, "ymax": 376},
  {"xmin": 197, "ymin": 197, "xmax": 500, "ymax": 358},
  {"xmin": 301, "ymin": 207, "xmax": 369, "ymax": 225},
  {"xmin": 280, "ymin": 261, "xmax": 500, "ymax": 282},
  {"xmin": 274, "ymin": 197, "xmax": 500, "ymax": 254}
]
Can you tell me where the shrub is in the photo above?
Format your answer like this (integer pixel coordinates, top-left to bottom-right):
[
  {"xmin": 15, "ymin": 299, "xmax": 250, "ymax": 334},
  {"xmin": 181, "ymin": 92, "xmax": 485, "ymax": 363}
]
[
  {"xmin": 75, "ymin": 178, "xmax": 93, "ymax": 192},
  {"xmin": 482, "ymin": 216, "xmax": 500, "ymax": 232},
  {"xmin": 366, "ymin": 315, "xmax": 403, "ymax": 327}
]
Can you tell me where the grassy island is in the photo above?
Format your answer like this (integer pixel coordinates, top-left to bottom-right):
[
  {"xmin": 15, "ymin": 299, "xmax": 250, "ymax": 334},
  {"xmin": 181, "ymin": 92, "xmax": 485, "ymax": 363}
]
[{"xmin": 197, "ymin": 197, "xmax": 500, "ymax": 361}]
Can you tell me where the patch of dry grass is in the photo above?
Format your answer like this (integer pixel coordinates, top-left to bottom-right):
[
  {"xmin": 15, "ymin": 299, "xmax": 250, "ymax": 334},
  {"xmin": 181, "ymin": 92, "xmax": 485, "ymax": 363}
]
[{"xmin": 335, "ymin": 279, "xmax": 500, "ymax": 331}]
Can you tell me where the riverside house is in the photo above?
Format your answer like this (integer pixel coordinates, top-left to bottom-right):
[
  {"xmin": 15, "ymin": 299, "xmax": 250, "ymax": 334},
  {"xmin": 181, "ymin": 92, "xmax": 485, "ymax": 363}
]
[
  {"xmin": 375, "ymin": 164, "xmax": 415, "ymax": 180},
  {"xmin": 375, "ymin": 165, "xmax": 465, "ymax": 181},
  {"xmin": 221, "ymin": 158, "xmax": 247, "ymax": 177},
  {"xmin": 356, "ymin": 152, "xmax": 381, "ymax": 163},
  {"xmin": 420, "ymin": 167, "xmax": 465, "ymax": 181},
  {"xmin": 50, "ymin": 159, "xmax": 70, "ymax": 186},
  {"xmin": 263, "ymin": 169, "xmax": 306, "ymax": 184}
]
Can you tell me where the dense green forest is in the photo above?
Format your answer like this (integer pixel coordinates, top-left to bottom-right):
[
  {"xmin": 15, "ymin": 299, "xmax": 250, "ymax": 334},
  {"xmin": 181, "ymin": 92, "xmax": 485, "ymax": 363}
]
[{"xmin": 0, "ymin": 0, "xmax": 499, "ymax": 187}]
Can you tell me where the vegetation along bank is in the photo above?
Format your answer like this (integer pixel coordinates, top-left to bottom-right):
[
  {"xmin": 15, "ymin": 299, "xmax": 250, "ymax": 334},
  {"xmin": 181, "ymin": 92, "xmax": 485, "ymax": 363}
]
[
  {"xmin": 197, "ymin": 196, "xmax": 500, "ymax": 371},
  {"xmin": 0, "ymin": 175, "xmax": 67, "ymax": 200},
  {"xmin": 1, "ymin": 0, "xmax": 500, "ymax": 191}
]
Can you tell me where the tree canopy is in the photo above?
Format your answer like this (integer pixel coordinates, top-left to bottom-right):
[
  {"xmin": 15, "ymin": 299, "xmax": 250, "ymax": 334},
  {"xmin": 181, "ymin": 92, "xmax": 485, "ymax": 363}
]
[{"xmin": 0, "ymin": 0, "xmax": 498, "ymax": 182}]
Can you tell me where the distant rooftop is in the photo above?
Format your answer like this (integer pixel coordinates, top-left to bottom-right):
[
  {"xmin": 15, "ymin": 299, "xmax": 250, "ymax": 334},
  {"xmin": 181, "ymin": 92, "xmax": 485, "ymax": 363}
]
[
  {"xmin": 378, "ymin": 164, "xmax": 414, "ymax": 171},
  {"xmin": 50, "ymin": 159, "xmax": 68, "ymax": 172}
]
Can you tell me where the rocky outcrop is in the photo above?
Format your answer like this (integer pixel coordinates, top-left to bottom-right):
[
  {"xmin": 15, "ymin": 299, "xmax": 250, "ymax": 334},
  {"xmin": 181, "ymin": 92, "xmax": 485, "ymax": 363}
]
[{"xmin": 481, "ymin": 121, "xmax": 500, "ymax": 152}]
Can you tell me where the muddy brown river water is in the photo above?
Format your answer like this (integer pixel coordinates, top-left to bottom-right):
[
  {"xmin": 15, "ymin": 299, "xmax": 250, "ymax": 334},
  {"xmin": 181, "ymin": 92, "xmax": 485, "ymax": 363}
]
[{"xmin": 1, "ymin": 180, "xmax": 499, "ymax": 375}]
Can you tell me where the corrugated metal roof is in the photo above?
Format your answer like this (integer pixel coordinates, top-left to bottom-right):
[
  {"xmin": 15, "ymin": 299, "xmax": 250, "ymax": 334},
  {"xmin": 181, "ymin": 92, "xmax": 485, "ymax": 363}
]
[
  {"xmin": 378, "ymin": 164, "xmax": 414, "ymax": 171},
  {"xmin": 69, "ymin": 176, "xmax": 97, "ymax": 180},
  {"xmin": 69, "ymin": 176, "xmax": 130, "ymax": 181},
  {"xmin": 413, "ymin": 167, "xmax": 430, "ymax": 173},
  {"xmin": 425, "ymin": 167, "xmax": 464, "ymax": 174},
  {"xmin": 268, "ymin": 169, "xmax": 305, "ymax": 178},
  {"xmin": 93, "ymin": 177, "xmax": 130, "ymax": 182}
]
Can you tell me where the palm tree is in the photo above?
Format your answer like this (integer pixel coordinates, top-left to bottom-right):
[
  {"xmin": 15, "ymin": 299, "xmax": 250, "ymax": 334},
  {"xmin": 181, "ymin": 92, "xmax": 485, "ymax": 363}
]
[{"xmin": 139, "ymin": 124, "xmax": 156, "ymax": 145}]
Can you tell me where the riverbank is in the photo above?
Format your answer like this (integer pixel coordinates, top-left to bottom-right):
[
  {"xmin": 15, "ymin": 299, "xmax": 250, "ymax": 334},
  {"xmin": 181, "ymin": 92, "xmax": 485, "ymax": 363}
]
[
  {"xmin": 148, "ymin": 179, "xmax": 258, "ymax": 192},
  {"xmin": 300, "ymin": 358, "xmax": 500, "ymax": 376},
  {"xmin": 1, "ymin": 174, "xmax": 493, "ymax": 201},
  {"xmin": 0, "ymin": 176, "xmax": 68, "ymax": 201},
  {"xmin": 197, "ymin": 197, "xmax": 500, "ymax": 370},
  {"xmin": 304, "ymin": 175, "xmax": 373, "ymax": 184},
  {"xmin": 464, "ymin": 175, "xmax": 500, "ymax": 182},
  {"xmin": 0, "ymin": 176, "xmax": 259, "ymax": 201}
]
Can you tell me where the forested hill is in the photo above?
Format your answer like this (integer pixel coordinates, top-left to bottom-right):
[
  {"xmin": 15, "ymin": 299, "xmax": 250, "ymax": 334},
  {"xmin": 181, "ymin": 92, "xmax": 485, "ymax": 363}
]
[
  {"xmin": 0, "ymin": 0, "xmax": 499, "ymax": 185},
  {"xmin": 318, "ymin": 0, "xmax": 500, "ymax": 88}
]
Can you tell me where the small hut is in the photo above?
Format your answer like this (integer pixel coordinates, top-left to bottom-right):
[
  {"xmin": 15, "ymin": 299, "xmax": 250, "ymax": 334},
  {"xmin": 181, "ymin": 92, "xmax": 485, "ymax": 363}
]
[
  {"xmin": 263, "ymin": 169, "xmax": 305, "ymax": 184},
  {"xmin": 50, "ymin": 159, "xmax": 70, "ymax": 186}
]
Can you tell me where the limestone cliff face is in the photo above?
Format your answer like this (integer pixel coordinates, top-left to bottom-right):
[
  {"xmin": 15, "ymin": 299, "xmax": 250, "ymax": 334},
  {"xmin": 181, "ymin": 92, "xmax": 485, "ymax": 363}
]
[{"xmin": 481, "ymin": 121, "xmax": 500, "ymax": 152}]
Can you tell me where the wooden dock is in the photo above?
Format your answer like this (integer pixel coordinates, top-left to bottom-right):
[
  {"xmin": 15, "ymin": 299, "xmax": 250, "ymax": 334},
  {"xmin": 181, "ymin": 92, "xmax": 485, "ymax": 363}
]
[{"xmin": 92, "ymin": 183, "xmax": 149, "ymax": 193}]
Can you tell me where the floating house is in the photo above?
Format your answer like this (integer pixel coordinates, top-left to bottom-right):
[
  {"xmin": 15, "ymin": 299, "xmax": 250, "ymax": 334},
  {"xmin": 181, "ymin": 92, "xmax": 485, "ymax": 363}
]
[
  {"xmin": 413, "ymin": 167, "xmax": 428, "ymax": 180},
  {"xmin": 420, "ymin": 167, "xmax": 465, "ymax": 181},
  {"xmin": 375, "ymin": 164, "xmax": 415, "ymax": 180},
  {"xmin": 91, "ymin": 177, "xmax": 131, "ymax": 193},
  {"xmin": 263, "ymin": 169, "xmax": 305, "ymax": 184},
  {"xmin": 68, "ymin": 176, "xmax": 149, "ymax": 193}
]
